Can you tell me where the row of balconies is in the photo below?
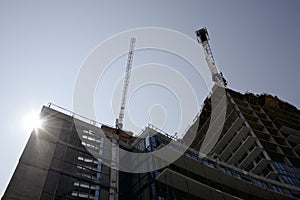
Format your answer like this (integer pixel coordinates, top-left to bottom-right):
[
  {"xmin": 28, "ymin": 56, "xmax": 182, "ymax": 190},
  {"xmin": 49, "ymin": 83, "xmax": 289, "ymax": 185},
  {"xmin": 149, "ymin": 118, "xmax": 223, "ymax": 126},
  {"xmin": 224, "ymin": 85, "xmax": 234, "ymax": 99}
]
[
  {"xmin": 266, "ymin": 127, "xmax": 281, "ymax": 137},
  {"xmin": 242, "ymin": 112, "xmax": 259, "ymax": 123},
  {"xmin": 230, "ymin": 96, "xmax": 292, "ymax": 177},
  {"xmin": 275, "ymin": 118, "xmax": 300, "ymax": 132},
  {"xmin": 226, "ymin": 135, "xmax": 256, "ymax": 165},
  {"xmin": 260, "ymin": 119, "xmax": 274, "ymax": 128},
  {"xmin": 237, "ymin": 104, "xmax": 254, "ymax": 115},
  {"xmin": 239, "ymin": 146, "xmax": 263, "ymax": 169},
  {"xmin": 268, "ymin": 109, "xmax": 300, "ymax": 126},
  {"xmin": 212, "ymin": 118, "xmax": 244, "ymax": 155},
  {"xmin": 256, "ymin": 111, "xmax": 267, "ymax": 119},
  {"xmin": 272, "ymin": 135, "xmax": 287, "ymax": 145},
  {"xmin": 233, "ymin": 98, "xmax": 267, "ymax": 120},
  {"xmin": 235, "ymin": 103, "xmax": 287, "ymax": 142},
  {"xmin": 268, "ymin": 106, "xmax": 300, "ymax": 121},
  {"xmin": 211, "ymin": 105, "xmax": 271, "ymax": 174},
  {"xmin": 247, "ymin": 121, "xmax": 265, "ymax": 132},
  {"xmin": 233, "ymin": 97, "xmax": 249, "ymax": 108},
  {"xmin": 251, "ymin": 158, "xmax": 271, "ymax": 175},
  {"xmin": 254, "ymin": 130, "xmax": 271, "ymax": 141}
]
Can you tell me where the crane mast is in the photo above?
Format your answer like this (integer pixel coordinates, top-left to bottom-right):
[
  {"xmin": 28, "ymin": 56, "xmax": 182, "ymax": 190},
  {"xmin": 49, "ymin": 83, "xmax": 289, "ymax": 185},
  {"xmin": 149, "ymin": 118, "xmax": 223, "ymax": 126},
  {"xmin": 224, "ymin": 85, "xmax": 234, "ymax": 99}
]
[
  {"xmin": 116, "ymin": 37, "xmax": 136, "ymax": 129},
  {"xmin": 195, "ymin": 28, "xmax": 227, "ymax": 87}
]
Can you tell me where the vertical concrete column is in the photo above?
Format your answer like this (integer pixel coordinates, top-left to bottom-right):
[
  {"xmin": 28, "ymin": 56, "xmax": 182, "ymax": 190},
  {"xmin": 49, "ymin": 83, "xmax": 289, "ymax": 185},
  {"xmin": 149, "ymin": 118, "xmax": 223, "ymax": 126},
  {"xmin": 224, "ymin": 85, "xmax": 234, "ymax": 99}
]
[{"xmin": 109, "ymin": 138, "xmax": 119, "ymax": 200}]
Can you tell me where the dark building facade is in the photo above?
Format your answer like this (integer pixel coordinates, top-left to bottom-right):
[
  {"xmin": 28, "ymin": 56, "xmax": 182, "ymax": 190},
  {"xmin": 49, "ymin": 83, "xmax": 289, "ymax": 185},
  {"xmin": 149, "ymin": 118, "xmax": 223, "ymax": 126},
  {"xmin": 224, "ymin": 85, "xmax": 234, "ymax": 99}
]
[{"xmin": 2, "ymin": 87, "xmax": 300, "ymax": 199}]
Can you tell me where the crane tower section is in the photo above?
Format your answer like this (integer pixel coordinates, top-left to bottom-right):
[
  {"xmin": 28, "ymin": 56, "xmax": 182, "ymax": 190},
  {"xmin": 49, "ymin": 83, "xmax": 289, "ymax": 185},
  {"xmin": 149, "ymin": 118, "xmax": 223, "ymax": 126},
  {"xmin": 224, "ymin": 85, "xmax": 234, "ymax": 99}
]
[
  {"xmin": 195, "ymin": 28, "xmax": 227, "ymax": 87},
  {"xmin": 116, "ymin": 37, "xmax": 136, "ymax": 130}
]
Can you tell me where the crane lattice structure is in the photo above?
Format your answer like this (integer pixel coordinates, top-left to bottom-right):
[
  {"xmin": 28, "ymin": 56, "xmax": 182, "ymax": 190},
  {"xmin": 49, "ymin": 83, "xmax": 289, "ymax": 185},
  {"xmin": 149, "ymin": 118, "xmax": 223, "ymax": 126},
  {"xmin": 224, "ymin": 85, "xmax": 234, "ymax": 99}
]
[
  {"xmin": 116, "ymin": 37, "xmax": 136, "ymax": 130},
  {"xmin": 195, "ymin": 28, "xmax": 227, "ymax": 87}
]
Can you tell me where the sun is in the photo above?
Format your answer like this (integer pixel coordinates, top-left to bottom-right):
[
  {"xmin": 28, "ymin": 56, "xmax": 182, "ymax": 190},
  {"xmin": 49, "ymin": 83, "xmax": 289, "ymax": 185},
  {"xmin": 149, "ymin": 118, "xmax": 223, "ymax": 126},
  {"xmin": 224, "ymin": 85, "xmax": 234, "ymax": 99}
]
[{"xmin": 22, "ymin": 111, "xmax": 43, "ymax": 131}]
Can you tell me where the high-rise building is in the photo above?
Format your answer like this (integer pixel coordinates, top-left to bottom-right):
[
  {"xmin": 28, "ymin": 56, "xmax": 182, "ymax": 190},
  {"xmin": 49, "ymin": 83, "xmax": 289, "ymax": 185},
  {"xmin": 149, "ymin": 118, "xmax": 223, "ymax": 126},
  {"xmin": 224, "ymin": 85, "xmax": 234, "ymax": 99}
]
[
  {"xmin": 2, "ymin": 104, "xmax": 136, "ymax": 200},
  {"xmin": 2, "ymin": 86, "xmax": 300, "ymax": 199}
]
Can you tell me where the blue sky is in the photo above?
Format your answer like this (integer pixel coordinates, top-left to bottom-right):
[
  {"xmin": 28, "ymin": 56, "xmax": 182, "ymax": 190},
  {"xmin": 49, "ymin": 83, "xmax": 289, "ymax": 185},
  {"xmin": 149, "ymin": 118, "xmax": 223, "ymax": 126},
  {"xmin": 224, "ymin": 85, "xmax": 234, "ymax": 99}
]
[{"xmin": 1, "ymin": 0, "xmax": 300, "ymax": 196}]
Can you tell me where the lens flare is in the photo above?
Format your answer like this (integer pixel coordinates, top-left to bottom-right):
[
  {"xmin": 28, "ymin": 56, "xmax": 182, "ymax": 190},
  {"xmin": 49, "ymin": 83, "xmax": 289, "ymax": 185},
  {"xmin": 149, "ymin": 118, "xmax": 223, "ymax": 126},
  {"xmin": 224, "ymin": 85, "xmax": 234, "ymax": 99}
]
[{"xmin": 22, "ymin": 111, "xmax": 42, "ymax": 132}]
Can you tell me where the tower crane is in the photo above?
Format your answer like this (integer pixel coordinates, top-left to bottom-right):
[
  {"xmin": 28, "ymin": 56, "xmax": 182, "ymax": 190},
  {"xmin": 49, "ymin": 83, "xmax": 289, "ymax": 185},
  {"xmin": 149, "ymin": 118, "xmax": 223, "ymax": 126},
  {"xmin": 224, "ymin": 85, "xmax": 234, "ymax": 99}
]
[
  {"xmin": 115, "ymin": 37, "xmax": 136, "ymax": 129},
  {"xmin": 195, "ymin": 28, "xmax": 227, "ymax": 87},
  {"xmin": 109, "ymin": 38, "xmax": 136, "ymax": 200}
]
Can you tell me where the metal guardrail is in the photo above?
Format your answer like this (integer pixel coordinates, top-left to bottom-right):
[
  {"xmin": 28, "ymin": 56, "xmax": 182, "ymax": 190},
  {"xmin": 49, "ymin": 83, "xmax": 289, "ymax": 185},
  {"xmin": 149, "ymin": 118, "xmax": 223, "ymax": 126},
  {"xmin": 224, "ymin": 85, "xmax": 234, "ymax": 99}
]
[
  {"xmin": 47, "ymin": 102, "xmax": 198, "ymax": 141},
  {"xmin": 47, "ymin": 102, "xmax": 115, "ymax": 129}
]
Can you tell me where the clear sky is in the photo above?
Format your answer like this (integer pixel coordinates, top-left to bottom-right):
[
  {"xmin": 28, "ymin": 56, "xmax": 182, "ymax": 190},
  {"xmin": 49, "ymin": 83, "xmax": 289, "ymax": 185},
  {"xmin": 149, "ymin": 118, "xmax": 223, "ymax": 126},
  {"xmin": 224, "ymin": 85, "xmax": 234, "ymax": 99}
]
[{"xmin": 1, "ymin": 0, "xmax": 300, "ymax": 196}]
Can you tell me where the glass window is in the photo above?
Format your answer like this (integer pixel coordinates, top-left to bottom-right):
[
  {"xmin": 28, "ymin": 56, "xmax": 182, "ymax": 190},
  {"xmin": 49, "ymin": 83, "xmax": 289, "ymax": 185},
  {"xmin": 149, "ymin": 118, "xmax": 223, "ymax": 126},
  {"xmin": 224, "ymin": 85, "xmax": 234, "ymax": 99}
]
[
  {"xmin": 255, "ymin": 179, "xmax": 267, "ymax": 189},
  {"xmin": 203, "ymin": 159, "xmax": 215, "ymax": 168},
  {"xmin": 145, "ymin": 136, "xmax": 150, "ymax": 149},
  {"xmin": 272, "ymin": 185, "xmax": 284, "ymax": 194}
]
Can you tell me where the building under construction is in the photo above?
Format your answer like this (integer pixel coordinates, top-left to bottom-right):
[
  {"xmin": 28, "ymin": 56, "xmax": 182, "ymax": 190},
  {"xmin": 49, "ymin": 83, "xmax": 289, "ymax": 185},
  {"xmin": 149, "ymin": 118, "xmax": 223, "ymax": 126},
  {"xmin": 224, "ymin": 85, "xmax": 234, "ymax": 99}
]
[
  {"xmin": 3, "ymin": 86, "xmax": 300, "ymax": 199},
  {"xmin": 2, "ymin": 28, "xmax": 300, "ymax": 199}
]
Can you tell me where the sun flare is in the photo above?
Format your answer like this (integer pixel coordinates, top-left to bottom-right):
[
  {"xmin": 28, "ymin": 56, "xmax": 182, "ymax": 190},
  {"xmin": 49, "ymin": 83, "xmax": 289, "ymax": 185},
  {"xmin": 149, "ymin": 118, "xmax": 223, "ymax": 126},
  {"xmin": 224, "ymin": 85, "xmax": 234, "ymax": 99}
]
[{"xmin": 23, "ymin": 111, "xmax": 43, "ymax": 131}]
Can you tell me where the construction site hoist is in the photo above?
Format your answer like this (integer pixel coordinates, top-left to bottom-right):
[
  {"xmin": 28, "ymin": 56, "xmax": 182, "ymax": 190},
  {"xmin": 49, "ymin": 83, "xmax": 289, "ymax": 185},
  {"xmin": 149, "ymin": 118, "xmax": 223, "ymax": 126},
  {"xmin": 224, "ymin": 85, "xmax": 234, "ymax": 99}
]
[
  {"xmin": 195, "ymin": 27, "xmax": 227, "ymax": 87},
  {"xmin": 115, "ymin": 37, "xmax": 136, "ymax": 130}
]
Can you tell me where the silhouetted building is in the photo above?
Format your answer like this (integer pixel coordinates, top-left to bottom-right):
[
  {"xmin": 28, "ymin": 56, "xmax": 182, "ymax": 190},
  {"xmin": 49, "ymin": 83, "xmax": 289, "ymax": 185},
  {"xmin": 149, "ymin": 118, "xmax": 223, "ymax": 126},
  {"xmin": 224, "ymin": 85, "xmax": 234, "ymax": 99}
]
[{"xmin": 3, "ymin": 87, "xmax": 300, "ymax": 199}]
